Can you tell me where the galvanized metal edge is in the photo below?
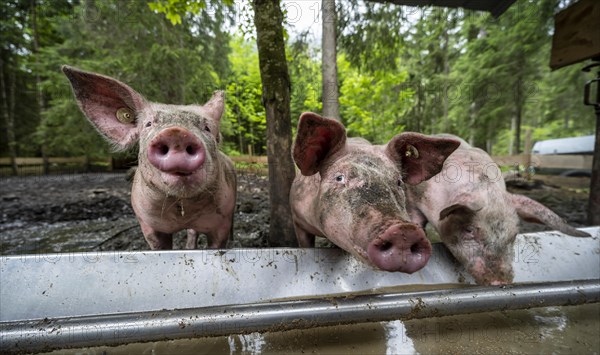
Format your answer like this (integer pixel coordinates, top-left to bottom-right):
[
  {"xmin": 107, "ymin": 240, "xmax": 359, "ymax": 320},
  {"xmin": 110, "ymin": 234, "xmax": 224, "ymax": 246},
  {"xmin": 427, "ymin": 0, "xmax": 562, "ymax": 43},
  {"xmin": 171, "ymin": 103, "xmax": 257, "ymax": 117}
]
[{"xmin": 1, "ymin": 279, "xmax": 598, "ymax": 354}]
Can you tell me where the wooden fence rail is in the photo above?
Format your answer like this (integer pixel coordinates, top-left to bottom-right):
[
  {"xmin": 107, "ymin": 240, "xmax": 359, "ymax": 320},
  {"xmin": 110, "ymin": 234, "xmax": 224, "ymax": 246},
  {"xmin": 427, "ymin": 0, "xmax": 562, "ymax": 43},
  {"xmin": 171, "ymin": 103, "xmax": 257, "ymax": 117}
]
[
  {"xmin": 0, "ymin": 155, "xmax": 270, "ymax": 176},
  {"xmin": 231, "ymin": 156, "xmax": 268, "ymax": 164},
  {"xmin": 0, "ymin": 154, "xmax": 592, "ymax": 176},
  {"xmin": 492, "ymin": 154, "xmax": 592, "ymax": 170},
  {"xmin": 0, "ymin": 156, "xmax": 96, "ymax": 165},
  {"xmin": 0, "ymin": 156, "xmax": 268, "ymax": 166}
]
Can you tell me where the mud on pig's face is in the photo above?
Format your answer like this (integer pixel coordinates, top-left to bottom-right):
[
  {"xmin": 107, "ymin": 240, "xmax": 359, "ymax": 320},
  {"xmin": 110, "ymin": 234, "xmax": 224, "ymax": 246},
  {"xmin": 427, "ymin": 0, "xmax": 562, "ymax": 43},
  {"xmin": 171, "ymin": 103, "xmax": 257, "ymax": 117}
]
[
  {"xmin": 137, "ymin": 103, "xmax": 224, "ymax": 198},
  {"xmin": 292, "ymin": 112, "xmax": 461, "ymax": 273},
  {"xmin": 317, "ymin": 148, "xmax": 429, "ymax": 272},
  {"xmin": 62, "ymin": 65, "xmax": 225, "ymax": 198},
  {"xmin": 436, "ymin": 182, "xmax": 591, "ymax": 285},
  {"xmin": 438, "ymin": 192, "xmax": 519, "ymax": 285}
]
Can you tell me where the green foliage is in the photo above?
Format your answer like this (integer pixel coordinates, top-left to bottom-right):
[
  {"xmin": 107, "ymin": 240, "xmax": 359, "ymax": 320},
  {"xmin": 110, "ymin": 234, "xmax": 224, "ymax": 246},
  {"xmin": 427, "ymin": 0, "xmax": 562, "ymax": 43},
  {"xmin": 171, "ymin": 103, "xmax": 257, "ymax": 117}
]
[
  {"xmin": 338, "ymin": 55, "xmax": 413, "ymax": 143},
  {"xmin": 287, "ymin": 33, "xmax": 321, "ymax": 132},
  {"xmin": 223, "ymin": 36, "xmax": 265, "ymax": 155},
  {"xmin": 35, "ymin": 59, "xmax": 110, "ymax": 158},
  {"xmin": 336, "ymin": 0, "xmax": 594, "ymax": 153},
  {"xmin": 222, "ymin": 33, "xmax": 323, "ymax": 155},
  {"xmin": 1, "ymin": 0, "xmax": 595, "ymax": 161},
  {"xmin": 2, "ymin": 0, "xmax": 231, "ymax": 158},
  {"xmin": 1, "ymin": 0, "xmax": 72, "ymax": 156},
  {"xmin": 149, "ymin": 0, "xmax": 234, "ymax": 25},
  {"xmin": 338, "ymin": 1, "xmax": 405, "ymax": 73}
]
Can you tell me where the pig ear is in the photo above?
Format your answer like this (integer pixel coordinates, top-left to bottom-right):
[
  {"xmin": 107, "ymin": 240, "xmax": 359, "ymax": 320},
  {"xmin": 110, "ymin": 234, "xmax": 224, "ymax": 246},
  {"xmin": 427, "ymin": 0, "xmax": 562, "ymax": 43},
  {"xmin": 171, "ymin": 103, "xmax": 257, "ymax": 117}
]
[
  {"xmin": 439, "ymin": 194, "xmax": 484, "ymax": 220},
  {"xmin": 293, "ymin": 112, "xmax": 346, "ymax": 176},
  {"xmin": 509, "ymin": 193, "xmax": 591, "ymax": 237},
  {"xmin": 62, "ymin": 65, "xmax": 146, "ymax": 149},
  {"xmin": 439, "ymin": 204, "xmax": 477, "ymax": 220},
  {"xmin": 386, "ymin": 133, "xmax": 460, "ymax": 185},
  {"xmin": 203, "ymin": 90, "xmax": 225, "ymax": 122}
]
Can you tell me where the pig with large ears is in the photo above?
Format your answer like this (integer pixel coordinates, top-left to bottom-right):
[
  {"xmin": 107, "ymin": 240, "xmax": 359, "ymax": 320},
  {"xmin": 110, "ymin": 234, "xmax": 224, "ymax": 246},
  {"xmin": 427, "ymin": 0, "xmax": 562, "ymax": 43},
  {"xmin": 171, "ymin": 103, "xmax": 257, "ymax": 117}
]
[
  {"xmin": 62, "ymin": 66, "xmax": 236, "ymax": 249},
  {"xmin": 290, "ymin": 113, "xmax": 461, "ymax": 273},
  {"xmin": 406, "ymin": 135, "xmax": 591, "ymax": 285}
]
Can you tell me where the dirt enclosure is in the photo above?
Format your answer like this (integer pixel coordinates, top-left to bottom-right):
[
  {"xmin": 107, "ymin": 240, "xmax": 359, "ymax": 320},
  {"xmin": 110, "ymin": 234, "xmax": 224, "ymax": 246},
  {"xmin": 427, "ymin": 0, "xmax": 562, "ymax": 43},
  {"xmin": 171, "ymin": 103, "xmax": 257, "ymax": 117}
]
[{"xmin": 0, "ymin": 172, "xmax": 592, "ymax": 255}]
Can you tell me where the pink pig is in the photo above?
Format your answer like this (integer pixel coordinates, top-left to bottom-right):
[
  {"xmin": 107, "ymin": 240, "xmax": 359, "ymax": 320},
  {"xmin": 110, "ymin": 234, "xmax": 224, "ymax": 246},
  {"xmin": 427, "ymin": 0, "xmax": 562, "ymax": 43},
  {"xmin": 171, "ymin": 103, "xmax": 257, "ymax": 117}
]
[
  {"xmin": 290, "ymin": 113, "xmax": 460, "ymax": 273},
  {"xmin": 407, "ymin": 135, "xmax": 590, "ymax": 285},
  {"xmin": 63, "ymin": 66, "xmax": 236, "ymax": 249}
]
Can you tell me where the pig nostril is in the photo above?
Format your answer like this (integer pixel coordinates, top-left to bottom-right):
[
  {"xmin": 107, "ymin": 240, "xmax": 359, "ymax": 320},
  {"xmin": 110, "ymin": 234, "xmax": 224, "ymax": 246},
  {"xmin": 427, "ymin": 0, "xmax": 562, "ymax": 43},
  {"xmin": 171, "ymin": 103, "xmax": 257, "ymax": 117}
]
[
  {"xmin": 186, "ymin": 145, "xmax": 197, "ymax": 155},
  {"xmin": 379, "ymin": 241, "xmax": 392, "ymax": 252},
  {"xmin": 158, "ymin": 145, "xmax": 169, "ymax": 156},
  {"xmin": 410, "ymin": 243, "xmax": 421, "ymax": 254},
  {"xmin": 368, "ymin": 225, "xmax": 431, "ymax": 273}
]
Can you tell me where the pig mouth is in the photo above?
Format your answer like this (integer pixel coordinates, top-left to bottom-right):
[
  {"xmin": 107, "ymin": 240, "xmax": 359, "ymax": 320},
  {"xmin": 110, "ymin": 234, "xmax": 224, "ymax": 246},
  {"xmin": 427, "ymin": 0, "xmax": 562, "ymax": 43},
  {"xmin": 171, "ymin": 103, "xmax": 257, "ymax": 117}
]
[
  {"xmin": 156, "ymin": 169, "xmax": 205, "ymax": 190},
  {"xmin": 466, "ymin": 256, "xmax": 514, "ymax": 286},
  {"xmin": 160, "ymin": 169, "xmax": 200, "ymax": 179}
]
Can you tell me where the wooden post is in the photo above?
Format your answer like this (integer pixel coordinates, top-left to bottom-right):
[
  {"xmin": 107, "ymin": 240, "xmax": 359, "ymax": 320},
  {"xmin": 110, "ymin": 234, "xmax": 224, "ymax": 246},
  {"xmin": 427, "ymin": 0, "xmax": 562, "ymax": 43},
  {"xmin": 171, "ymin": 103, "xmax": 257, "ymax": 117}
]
[
  {"xmin": 321, "ymin": 0, "xmax": 340, "ymax": 120},
  {"xmin": 253, "ymin": 0, "xmax": 298, "ymax": 247},
  {"xmin": 585, "ymin": 64, "xmax": 600, "ymax": 226},
  {"xmin": 590, "ymin": 110, "xmax": 600, "ymax": 225},
  {"xmin": 550, "ymin": 0, "xmax": 600, "ymax": 225},
  {"xmin": 42, "ymin": 152, "xmax": 49, "ymax": 175},
  {"xmin": 524, "ymin": 129, "xmax": 532, "ymax": 180}
]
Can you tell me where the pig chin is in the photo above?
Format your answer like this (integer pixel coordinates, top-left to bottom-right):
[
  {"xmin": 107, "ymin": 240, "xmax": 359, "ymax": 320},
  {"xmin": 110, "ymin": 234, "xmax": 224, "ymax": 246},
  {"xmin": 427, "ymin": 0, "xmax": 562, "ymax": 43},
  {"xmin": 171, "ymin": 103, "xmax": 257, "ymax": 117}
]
[
  {"xmin": 461, "ymin": 254, "xmax": 514, "ymax": 285},
  {"xmin": 470, "ymin": 263, "xmax": 514, "ymax": 286},
  {"xmin": 158, "ymin": 170, "xmax": 209, "ymax": 196},
  {"xmin": 145, "ymin": 164, "xmax": 213, "ymax": 198}
]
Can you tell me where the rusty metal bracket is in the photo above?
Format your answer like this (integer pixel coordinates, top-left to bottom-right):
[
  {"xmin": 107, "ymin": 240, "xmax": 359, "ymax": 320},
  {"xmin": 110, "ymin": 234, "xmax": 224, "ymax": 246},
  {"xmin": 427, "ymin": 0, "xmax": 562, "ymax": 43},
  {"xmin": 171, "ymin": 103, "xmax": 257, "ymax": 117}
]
[{"xmin": 583, "ymin": 60, "xmax": 600, "ymax": 107}]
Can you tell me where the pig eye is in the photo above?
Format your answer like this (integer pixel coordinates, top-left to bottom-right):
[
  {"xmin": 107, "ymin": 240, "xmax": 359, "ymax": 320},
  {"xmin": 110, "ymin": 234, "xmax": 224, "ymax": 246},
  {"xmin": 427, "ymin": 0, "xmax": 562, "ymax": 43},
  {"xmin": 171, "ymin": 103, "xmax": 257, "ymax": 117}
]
[
  {"xmin": 145, "ymin": 121, "xmax": 152, "ymax": 128},
  {"xmin": 116, "ymin": 107, "xmax": 135, "ymax": 124},
  {"xmin": 335, "ymin": 174, "xmax": 346, "ymax": 184},
  {"xmin": 397, "ymin": 178, "xmax": 403, "ymax": 187},
  {"xmin": 464, "ymin": 226, "xmax": 476, "ymax": 238},
  {"xmin": 204, "ymin": 125, "xmax": 211, "ymax": 133}
]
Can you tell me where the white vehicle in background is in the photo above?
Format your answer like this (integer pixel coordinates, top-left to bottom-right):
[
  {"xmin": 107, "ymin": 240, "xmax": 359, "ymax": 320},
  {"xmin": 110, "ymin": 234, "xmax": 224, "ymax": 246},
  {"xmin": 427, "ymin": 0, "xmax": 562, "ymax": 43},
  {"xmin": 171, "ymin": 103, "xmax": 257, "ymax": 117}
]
[{"xmin": 531, "ymin": 135, "xmax": 595, "ymax": 176}]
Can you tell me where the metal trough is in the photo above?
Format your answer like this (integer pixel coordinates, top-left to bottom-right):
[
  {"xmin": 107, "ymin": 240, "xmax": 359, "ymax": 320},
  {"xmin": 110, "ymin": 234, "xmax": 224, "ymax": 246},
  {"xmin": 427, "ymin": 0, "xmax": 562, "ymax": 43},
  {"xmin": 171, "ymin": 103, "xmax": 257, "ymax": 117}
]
[{"xmin": 1, "ymin": 227, "xmax": 599, "ymax": 353}]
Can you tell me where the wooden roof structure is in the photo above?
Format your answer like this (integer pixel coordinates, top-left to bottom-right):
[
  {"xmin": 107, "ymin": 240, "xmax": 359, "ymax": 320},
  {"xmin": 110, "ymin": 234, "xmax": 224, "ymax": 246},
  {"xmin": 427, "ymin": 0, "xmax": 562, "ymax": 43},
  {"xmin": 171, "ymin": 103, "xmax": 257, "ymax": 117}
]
[{"xmin": 368, "ymin": 0, "xmax": 517, "ymax": 17}]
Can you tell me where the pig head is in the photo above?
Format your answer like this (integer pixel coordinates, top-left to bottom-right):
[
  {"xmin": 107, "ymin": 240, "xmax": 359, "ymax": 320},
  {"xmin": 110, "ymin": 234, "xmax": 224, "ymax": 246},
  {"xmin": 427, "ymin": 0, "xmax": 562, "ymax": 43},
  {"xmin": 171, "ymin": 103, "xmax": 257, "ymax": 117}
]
[
  {"xmin": 407, "ymin": 136, "xmax": 590, "ymax": 285},
  {"xmin": 63, "ymin": 66, "xmax": 236, "ymax": 250},
  {"xmin": 290, "ymin": 113, "xmax": 460, "ymax": 273}
]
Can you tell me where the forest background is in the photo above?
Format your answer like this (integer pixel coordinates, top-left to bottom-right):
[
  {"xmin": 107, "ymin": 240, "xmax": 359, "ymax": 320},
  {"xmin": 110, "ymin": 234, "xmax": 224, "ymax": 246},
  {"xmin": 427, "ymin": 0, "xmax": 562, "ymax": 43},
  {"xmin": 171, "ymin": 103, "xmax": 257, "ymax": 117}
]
[{"xmin": 0, "ymin": 0, "xmax": 595, "ymax": 162}]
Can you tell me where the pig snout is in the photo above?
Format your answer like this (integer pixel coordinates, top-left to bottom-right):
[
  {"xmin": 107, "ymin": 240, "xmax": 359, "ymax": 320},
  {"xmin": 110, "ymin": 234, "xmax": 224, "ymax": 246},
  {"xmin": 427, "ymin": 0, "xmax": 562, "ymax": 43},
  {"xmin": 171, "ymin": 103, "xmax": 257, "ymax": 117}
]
[
  {"xmin": 367, "ymin": 224, "xmax": 431, "ymax": 274},
  {"xmin": 147, "ymin": 127, "xmax": 205, "ymax": 174}
]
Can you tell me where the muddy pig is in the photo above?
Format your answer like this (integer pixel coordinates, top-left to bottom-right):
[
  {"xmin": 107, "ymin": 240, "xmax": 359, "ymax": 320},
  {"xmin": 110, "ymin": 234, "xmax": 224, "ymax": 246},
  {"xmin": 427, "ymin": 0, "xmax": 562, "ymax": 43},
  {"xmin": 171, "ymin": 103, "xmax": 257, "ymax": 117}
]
[
  {"xmin": 406, "ymin": 135, "xmax": 591, "ymax": 285},
  {"xmin": 63, "ymin": 66, "xmax": 236, "ymax": 249},
  {"xmin": 290, "ymin": 113, "xmax": 461, "ymax": 273}
]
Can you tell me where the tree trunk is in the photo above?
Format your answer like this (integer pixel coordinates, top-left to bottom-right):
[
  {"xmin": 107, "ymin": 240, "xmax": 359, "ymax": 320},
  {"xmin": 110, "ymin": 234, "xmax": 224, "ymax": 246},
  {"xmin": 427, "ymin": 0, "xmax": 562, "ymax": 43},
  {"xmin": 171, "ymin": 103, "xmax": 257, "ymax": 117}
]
[
  {"xmin": 512, "ymin": 54, "xmax": 525, "ymax": 155},
  {"xmin": 468, "ymin": 102, "xmax": 477, "ymax": 146},
  {"xmin": 508, "ymin": 115, "xmax": 516, "ymax": 156},
  {"xmin": 442, "ymin": 24, "xmax": 450, "ymax": 132},
  {"xmin": 486, "ymin": 139, "xmax": 493, "ymax": 154},
  {"xmin": 512, "ymin": 106, "xmax": 522, "ymax": 155},
  {"xmin": 235, "ymin": 106, "xmax": 244, "ymax": 153},
  {"xmin": 252, "ymin": 0, "xmax": 297, "ymax": 247},
  {"xmin": 31, "ymin": 0, "xmax": 48, "ymax": 173},
  {"xmin": 0, "ymin": 58, "xmax": 18, "ymax": 175},
  {"xmin": 588, "ymin": 64, "xmax": 600, "ymax": 225},
  {"xmin": 589, "ymin": 110, "xmax": 600, "ymax": 225},
  {"xmin": 321, "ymin": 0, "xmax": 339, "ymax": 120}
]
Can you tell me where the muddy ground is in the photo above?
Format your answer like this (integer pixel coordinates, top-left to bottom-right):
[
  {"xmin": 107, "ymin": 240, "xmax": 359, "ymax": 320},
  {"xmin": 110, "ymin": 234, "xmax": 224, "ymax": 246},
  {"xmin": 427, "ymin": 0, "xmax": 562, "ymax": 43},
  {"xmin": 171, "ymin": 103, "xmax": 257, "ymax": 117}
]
[{"xmin": 0, "ymin": 172, "xmax": 592, "ymax": 255}]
